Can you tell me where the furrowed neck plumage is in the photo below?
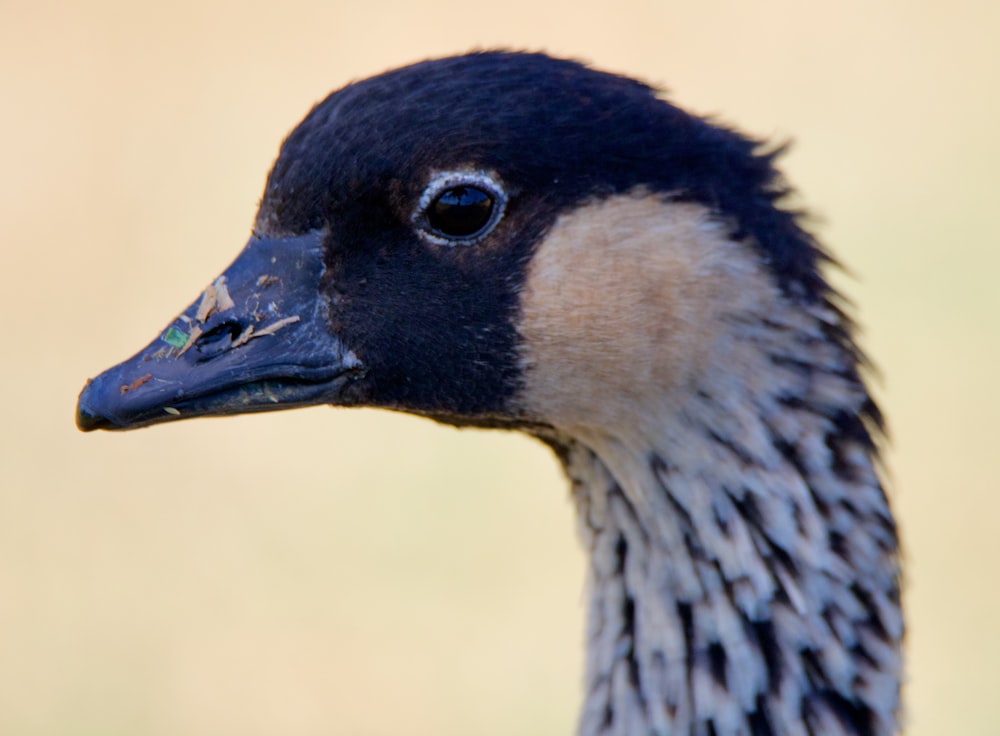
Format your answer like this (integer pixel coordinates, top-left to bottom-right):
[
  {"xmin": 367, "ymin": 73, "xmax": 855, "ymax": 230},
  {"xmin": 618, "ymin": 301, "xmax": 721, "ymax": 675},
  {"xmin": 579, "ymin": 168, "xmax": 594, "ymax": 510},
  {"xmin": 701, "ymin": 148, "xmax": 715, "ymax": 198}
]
[{"xmin": 516, "ymin": 194, "xmax": 902, "ymax": 735}]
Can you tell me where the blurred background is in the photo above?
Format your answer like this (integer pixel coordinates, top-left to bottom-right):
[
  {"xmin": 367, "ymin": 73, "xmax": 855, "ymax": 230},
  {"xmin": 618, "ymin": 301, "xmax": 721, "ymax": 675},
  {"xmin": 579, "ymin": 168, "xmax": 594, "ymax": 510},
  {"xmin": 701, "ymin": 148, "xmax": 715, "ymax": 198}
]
[{"xmin": 2, "ymin": 1, "xmax": 997, "ymax": 734}]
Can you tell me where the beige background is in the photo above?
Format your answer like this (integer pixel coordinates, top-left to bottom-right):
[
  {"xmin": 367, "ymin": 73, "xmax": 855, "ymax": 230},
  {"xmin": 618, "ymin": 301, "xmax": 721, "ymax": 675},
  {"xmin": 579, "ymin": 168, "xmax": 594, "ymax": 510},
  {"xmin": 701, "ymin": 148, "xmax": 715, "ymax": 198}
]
[{"xmin": 2, "ymin": 1, "xmax": 997, "ymax": 734}]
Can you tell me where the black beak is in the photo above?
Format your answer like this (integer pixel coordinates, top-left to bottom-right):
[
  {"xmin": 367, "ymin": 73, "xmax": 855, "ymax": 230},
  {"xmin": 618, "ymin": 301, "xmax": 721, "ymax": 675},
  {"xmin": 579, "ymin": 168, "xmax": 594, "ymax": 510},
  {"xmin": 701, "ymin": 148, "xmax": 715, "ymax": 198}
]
[{"xmin": 76, "ymin": 230, "xmax": 365, "ymax": 431}]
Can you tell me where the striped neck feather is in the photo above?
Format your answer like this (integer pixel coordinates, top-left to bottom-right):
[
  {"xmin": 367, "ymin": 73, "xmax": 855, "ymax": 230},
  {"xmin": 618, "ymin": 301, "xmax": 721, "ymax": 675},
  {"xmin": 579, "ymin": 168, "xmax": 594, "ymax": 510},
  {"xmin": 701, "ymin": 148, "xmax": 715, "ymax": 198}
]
[{"xmin": 516, "ymin": 193, "xmax": 901, "ymax": 735}]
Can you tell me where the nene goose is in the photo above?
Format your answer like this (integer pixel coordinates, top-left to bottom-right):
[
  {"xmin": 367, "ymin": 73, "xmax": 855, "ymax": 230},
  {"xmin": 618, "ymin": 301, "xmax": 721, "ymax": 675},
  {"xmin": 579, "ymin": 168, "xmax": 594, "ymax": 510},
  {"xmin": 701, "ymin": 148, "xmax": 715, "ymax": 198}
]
[{"xmin": 77, "ymin": 51, "xmax": 902, "ymax": 736}]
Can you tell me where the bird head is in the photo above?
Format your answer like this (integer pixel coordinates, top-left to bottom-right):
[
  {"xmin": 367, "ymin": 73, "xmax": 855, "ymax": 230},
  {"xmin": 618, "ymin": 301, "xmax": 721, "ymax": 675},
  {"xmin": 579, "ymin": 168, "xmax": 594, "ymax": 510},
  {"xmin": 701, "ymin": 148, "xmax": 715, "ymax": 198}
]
[{"xmin": 76, "ymin": 51, "xmax": 826, "ymax": 436}]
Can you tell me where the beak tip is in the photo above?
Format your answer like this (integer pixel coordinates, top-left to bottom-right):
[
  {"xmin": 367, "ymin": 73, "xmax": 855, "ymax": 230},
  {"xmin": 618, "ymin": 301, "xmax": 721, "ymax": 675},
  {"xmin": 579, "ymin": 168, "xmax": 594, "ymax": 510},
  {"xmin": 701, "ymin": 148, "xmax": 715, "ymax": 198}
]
[
  {"xmin": 75, "ymin": 407, "xmax": 106, "ymax": 432},
  {"xmin": 76, "ymin": 382, "xmax": 109, "ymax": 432},
  {"xmin": 76, "ymin": 376, "xmax": 122, "ymax": 432}
]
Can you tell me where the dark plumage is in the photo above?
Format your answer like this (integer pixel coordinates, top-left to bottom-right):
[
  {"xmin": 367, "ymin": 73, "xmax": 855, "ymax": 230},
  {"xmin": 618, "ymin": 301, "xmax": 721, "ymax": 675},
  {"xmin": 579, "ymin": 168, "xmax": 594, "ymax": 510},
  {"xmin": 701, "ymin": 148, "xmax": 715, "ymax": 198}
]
[{"xmin": 77, "ymin": 52, "xmax": 901, "ymax": 735}]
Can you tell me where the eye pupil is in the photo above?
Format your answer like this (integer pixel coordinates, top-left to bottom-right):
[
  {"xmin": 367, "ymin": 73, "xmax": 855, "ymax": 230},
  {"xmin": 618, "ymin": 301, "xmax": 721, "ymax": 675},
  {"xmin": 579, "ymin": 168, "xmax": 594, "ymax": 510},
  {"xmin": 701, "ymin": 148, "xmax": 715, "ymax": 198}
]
[{"xmin": 428, "ymin": 186, "xmax": 495, "ymax": 237}]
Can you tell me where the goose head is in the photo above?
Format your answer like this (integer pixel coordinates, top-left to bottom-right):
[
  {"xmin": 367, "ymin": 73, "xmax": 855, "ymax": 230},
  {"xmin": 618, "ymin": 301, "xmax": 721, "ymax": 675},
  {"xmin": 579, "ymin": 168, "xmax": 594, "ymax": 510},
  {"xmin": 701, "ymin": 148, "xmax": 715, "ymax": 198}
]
[
  {"xmin": 76, "ymin": 52, "xmax": 901, "ymax": 736},
  {"xmin": 76, "ymin": 51, "xmax": 824, "ymax": 434}
]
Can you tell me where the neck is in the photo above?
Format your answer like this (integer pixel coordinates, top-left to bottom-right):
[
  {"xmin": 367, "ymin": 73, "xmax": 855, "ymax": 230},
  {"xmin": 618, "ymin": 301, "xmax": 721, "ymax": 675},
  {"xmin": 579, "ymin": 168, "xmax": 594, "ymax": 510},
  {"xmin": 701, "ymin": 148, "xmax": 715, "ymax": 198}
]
[
  {"xmin": 514, "ymin": 194, "xmax": 901, "ymax": 734},
  {"xmin": 552, "ymin": 295, "xmax": 901, "ymax": 736}
]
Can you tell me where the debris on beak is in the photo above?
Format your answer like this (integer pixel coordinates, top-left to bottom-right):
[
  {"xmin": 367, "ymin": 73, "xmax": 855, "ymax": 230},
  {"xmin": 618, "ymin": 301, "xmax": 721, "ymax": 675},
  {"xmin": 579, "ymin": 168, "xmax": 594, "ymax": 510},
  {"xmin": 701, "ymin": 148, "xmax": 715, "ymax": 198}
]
[{"xmin": 76, "ymin": 230, "xmax": 365, "ymax": 431}]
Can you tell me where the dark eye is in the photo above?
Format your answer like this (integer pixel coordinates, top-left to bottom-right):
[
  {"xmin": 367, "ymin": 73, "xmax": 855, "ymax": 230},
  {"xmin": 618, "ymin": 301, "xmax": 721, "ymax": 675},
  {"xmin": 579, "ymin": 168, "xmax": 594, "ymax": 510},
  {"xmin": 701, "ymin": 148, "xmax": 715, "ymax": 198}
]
[
  {"xmin": 427, "ymin": 186, "xmax": 495, "ymax": 238},
  {"xmin": 415, "ymin": 170, "xmax": 507, "ymax": 245}
]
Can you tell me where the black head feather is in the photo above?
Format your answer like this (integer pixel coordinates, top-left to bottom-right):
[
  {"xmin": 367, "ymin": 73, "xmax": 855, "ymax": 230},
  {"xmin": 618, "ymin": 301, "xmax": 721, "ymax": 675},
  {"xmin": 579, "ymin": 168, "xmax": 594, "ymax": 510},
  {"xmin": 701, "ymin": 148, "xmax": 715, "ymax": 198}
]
[
  {"xmin": 78, "ymin": 51, "xmax": 839, "ymax": 428},
  {"xmin": 258, "ymin": 51, "xmax": 826, "ymax": 300}
]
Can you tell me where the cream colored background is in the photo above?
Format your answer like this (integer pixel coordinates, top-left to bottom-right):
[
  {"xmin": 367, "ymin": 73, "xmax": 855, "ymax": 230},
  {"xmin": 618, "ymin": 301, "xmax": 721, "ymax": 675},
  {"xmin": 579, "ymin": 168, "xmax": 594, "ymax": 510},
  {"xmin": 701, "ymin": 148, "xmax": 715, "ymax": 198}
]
[{"xmin": 2, "ymin": 1, "xmax": 997, "ymax": 734}]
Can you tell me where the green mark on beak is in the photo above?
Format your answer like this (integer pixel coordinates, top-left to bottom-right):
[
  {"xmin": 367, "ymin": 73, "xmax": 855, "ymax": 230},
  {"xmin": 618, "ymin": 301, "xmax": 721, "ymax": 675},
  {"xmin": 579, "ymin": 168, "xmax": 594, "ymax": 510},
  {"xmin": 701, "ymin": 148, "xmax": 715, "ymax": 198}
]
[{"xmin": 161, "ymin": 326, "xmax": 190, "ymax": 349}]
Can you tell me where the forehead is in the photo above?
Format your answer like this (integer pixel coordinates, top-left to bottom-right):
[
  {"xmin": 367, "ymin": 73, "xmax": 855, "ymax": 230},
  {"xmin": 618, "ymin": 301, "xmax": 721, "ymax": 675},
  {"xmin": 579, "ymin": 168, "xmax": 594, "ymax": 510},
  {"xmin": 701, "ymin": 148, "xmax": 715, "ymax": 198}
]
[
  {"xmin": 256, "ymin": 53, "xmax": 690, "ymax": 232},
  {"xmin": 253, "ymin": 52, "xmax": 825, "ymax": 301},
  {"xmin": 282, "ymin": 52, "xmax": 662, "ymax": 166}
]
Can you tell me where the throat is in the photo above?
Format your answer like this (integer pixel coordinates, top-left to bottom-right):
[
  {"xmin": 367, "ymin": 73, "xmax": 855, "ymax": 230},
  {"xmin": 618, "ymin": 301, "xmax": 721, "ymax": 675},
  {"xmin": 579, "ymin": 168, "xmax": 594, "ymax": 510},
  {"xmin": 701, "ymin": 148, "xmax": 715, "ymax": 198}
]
[{"xmin": 554, "ymin": 377, "xmax": 902, "ymax": 736}]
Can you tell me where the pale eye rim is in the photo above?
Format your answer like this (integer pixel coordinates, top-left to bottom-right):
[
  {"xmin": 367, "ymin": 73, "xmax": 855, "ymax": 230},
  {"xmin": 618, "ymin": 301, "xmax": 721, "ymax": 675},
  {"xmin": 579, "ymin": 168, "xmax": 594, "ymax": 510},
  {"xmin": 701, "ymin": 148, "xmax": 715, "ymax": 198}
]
[{"xmin": 414, "ymin": 169, "xmax": 508, "ymax": 246}]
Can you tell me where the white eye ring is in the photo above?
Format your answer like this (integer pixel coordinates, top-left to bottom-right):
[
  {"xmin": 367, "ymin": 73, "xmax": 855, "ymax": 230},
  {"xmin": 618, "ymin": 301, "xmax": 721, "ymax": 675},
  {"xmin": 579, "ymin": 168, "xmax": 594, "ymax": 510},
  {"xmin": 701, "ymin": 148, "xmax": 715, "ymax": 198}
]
[{"xmin": 414, "ymin": 169, "xmax": 507, "ymax": 246}]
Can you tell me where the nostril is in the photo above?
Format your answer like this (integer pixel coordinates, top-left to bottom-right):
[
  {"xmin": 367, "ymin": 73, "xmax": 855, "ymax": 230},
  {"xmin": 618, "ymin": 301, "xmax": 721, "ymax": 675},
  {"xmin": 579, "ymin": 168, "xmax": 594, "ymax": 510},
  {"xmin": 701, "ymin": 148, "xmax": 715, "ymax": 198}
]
[{"xmin": 195, "ymin": 319, "xmax": 243, "ymax": 358}]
